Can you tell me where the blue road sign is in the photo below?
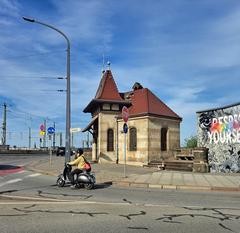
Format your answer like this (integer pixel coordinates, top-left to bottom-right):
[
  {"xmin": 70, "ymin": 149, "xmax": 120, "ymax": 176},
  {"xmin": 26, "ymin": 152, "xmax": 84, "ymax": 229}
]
[
  {"xmin": 47, "ymin": 127, "xmax": 55, "ymax": 134},
  {"xmin": 123, "ymin": 123, "xmax": 128, "ymax": 134}
]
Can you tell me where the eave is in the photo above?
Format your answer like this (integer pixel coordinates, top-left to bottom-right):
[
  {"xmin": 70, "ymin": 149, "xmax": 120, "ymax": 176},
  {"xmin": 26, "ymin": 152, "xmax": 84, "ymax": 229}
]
[{"xmin": 83, "ymin": 98, "xmax": 131, "ymax": 113}]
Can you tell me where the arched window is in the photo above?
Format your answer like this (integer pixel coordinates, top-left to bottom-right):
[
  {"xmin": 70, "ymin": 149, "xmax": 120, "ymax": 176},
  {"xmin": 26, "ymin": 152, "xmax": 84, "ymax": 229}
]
[
  {"xmin": 129, "ymin": 127, "xmax": 137, "ymax": 151},
  {"xmin": 107, "ymin": 129, "xmax": 114, "ymax": 151},
  {"xmin": 161, "ymin": 128, "xmax": 168, "ymax": 151}
]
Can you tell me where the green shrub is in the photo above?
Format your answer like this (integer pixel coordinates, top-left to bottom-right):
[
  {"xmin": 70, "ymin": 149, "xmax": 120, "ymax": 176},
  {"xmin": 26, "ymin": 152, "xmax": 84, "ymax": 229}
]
[{"xmin": 184, "ymin": 135, "xmax": 198, "ymax": 148}]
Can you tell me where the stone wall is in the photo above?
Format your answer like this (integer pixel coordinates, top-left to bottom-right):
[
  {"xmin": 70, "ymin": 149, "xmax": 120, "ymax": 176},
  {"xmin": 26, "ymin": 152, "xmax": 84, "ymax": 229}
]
[
  {"xmin": 97, "ymin": 112, "xmax": 181, "ymax": 165},
  {"xmin": 98, "ymin": 112, "xmax": 118, "ymax": 162},
  {"xmin": 118, "ymin": 117, "xmax": 149, "ymax": 164},
  {"xmin": 197, "ymin": 104, "xmax": 240, "ymax": 173},
  {"xmin": 148, "ymin": 117, "xmax": 180, "ymax": 161}
]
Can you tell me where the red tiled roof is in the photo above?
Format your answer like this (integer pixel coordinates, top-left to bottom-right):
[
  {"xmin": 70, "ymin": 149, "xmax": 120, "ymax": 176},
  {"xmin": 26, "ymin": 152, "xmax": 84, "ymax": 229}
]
[
  {"xmin": 95, "ymin": 70, "xmax": 123, "ymax": 101},
  {"xmin": 128, "ymin": 88, "xmax": 181, "ymax": 120}
]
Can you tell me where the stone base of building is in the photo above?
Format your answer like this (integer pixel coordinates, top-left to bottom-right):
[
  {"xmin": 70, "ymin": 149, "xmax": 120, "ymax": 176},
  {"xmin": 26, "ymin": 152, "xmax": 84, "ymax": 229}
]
[{"xmin": 193, "ymin": 162, "xmax": 209, "ymax": 173}]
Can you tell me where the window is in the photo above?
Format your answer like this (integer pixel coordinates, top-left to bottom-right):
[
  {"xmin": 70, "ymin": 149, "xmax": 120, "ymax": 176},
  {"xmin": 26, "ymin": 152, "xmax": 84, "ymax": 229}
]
[
  {"xmin": 102, "ymin": 104, "xmax": 110, "ymax": 110},
  {"xmin": 129, "ymin": 127, "xmax": 137, "ymax": 151},
  {"xmin": 161, "ymin": 128, "xmax": 168, "ymax": 151},
  {"xmin": 107, "ymin": 129, "xmax": 114, "ymax": 151},
  {"xmin": 111, "ymin": 104, "xmax": 119, "ymax": 111}
]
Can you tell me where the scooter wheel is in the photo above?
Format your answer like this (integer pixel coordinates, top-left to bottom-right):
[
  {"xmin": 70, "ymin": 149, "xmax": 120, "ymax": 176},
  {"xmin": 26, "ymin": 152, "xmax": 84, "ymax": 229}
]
[
  {"xmin": 75, "ymin": 183, "xmax": 84, "ymax": 189},
  {"xmin": 84, "ymin": 183, "xmax": 94, "ymax": 190},
  {"xmin": 56, "ymin": 177, "xmax": 65, "ymax": 187}
]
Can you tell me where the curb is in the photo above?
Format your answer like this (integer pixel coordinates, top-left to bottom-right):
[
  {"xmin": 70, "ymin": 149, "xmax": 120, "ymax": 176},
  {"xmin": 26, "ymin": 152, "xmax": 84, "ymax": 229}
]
[
  {"xmin": 113, "ymin": 181, "xmax": 240, "ymax": 192},
  {"xmin": 25, "ymin": 165, "xmax": 114, "ymax": 185},
  {"xmin": 25, "ymin": 164, "xmax": 240, "ymax": 193}
]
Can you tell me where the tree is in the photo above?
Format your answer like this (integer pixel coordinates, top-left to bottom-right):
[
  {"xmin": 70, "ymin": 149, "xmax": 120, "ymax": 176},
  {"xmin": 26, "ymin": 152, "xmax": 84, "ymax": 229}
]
[{"xmin": 184, "ymin": 135, "xmax": 198, "ymax": 148}]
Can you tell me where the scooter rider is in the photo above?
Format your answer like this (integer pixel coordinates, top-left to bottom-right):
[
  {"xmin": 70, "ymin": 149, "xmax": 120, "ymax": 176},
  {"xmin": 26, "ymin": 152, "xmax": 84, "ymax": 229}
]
[{"xmin": 67, "ymin": 148, "xmax": 90, "ymax": 187}]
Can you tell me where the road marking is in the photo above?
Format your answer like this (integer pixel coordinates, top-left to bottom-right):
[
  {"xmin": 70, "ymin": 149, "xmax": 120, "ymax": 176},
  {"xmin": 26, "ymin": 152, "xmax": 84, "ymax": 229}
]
[
  {"xmin": 0, "ymin": 178, "xmax": 23, "ymax": 187},
  {"xmin": 26, "ymin": 173, "xmax": 41, "ymax": 178},
  {"xmin": 0, "ymin": 166, "xmax": 24, "ymax": 176},
  {"xmin": 16, "ymin": 170, "xmax": 25, "ymax": 174}
]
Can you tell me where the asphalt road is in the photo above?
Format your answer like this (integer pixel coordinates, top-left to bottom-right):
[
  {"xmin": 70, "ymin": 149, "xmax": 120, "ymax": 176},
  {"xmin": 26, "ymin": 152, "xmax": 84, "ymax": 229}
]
[{"xmin": 0, "ymin": 155, "xmax": 239, "ymax": 233}]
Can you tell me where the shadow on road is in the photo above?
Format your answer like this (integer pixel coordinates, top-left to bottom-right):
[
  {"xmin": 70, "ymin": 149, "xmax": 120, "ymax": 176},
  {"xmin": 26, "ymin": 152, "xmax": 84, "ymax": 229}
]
[{"xmin": 0, "ymin": 165, "xmax": 21, "ymax": 170}]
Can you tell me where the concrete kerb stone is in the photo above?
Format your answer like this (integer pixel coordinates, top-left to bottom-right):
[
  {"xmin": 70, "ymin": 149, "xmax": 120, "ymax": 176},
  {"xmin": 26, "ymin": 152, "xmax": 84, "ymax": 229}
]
[
  {"xmin": 149, "ymin": 184, "xmax": 163, "ymax": 189},
  {"xmin": 130, "ymin": 183, "xmax": 149, "ymax": 188},
  {"xmin": 176, "ymin": 185, "xmax": 211, "ymax": 191},
  {"xmin": 162, "ymin": 185, "xmax": 177, "ymax": 190},
  {"xmin": 25, "ymin": 161, "xmax": 240, "ymax": 192},
  {"xmin": 211, "ymin": 186, "xmax": 240, "ymax": 192}
]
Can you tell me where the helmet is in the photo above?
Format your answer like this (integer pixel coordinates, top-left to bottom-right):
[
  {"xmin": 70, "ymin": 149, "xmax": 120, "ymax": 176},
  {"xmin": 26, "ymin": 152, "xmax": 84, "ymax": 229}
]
[{"xmin": 77, "ymin": 148, "xmax": 83, "ymax": 155}]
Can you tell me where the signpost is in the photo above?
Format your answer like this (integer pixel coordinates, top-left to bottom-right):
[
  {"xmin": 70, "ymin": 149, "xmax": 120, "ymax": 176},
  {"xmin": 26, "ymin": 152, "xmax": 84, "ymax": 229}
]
[
  {"xmin": 39, "ymin": 124, "xmax": 45, "ymax": 148},
  {"xmin": 122, "ymin": 106, "xmax": 129, "ymax": 123},
  {"xmin": 47, "ymin": 127, "xmax": 55, "ymax": 165},
  {"xmin": 122, "ymin": 106, "xmax": 129, "ymax": 178},
  {"xmin": 47, "ymin": 127, "xmax": 55, "ymax": 134}
]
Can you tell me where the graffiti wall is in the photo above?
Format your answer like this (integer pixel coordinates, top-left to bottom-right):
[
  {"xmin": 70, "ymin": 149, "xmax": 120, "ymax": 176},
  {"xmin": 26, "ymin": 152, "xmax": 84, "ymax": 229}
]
[{"xmin": 197, "ymin": 103, "xmax": 240, "ymax": 173}]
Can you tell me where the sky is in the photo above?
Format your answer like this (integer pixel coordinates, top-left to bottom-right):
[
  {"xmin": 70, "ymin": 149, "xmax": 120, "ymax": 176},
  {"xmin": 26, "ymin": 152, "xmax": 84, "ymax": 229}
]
[{"xmin": 0, "ymin": 0, "xmax": 240, "ymax": 148}]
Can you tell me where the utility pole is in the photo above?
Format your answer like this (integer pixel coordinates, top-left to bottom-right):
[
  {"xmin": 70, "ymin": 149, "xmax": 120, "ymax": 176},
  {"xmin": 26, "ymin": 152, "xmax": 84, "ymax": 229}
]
[
  {"xmin": 43, "ymin": 119, "xmax": 47, "ymax": 147},
  {"xmin": 28, "ymin": 127, "xmax": 31, "ymax": 148},
  {"xmin": 28, "ymin": 117, "xmax": 32, "ymax": 149},
  {"xmin": 2, "ymin": 103, "xmax": 7, "ymax": 145},
  {"xmin": 23, "ymin": 17, "xmax": 71, "ymax": 164},
  {"xmin": 60, "ymin": 132, "xmax": 63, "ymax": 146},
  {"xmin": 87, "ymin": 132, "xmax": 89, "ymax": 148},
  {"xmin": 53, "ymin": 122, "xmax": 56, "ymax": 149},
  {"xmin": 71, "ymin": 132, "xmax": 73, "ymax": 147}
]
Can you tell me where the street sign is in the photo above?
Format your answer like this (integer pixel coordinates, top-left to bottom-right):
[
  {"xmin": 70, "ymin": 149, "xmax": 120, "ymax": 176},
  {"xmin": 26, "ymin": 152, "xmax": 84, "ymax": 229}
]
[
  {"xmin": 40, "ymin": 124, "xmax": 45, "ymax": 131},
  {"xmin": 70, "ymin": 128, "xmax": 81, "ymax": 133},
  {"xmin": 123, "ymin": 123, "xmax": 128, "ymax": 134},
  {"xmin": 47, "ymin": 127, "xmax": 55, "ymax": 134},
  {"xmin": 122, "ymin": 106, "xmax": 129, "ymax": 123},
  {"xmin": 39, "ymin": 131, "xmax": 45, "ymax": 136}
]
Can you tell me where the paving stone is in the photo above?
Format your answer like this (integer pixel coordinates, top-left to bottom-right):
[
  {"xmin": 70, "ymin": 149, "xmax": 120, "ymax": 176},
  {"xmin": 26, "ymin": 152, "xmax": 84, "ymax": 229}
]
[
  {"xmin": 193, "ymin": 174, "xmax": 211, "ymax": 186},
  {"xmin": 183, "ymin": 173, "xmax": 197, "ymax": 186},
  {"xmin": 172, "ymin": 172, "xmax": 185, "ymax": 185},
  {"xmin": 213, "ymin": 176, "xmax": 237, "ymax": 187},
  {"xmin": 203, "ymin": 175, "xmax": 223, "ymax": 187},
  {"xmin": 159, "ymin": 172, "xmax": 172, "ymax": 185}
]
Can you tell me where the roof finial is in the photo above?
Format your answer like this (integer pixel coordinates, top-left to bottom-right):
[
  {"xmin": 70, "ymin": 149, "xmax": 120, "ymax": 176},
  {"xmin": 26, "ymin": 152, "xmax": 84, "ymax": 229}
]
[{"xmin": 107, "ymin": 61, "xmax": 111, "ymax": 70}]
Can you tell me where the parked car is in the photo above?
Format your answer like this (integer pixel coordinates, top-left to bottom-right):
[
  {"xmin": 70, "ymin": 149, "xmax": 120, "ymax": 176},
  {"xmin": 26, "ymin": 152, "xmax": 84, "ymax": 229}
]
[
  {"xmin": 56, "ymin": 147, "xmax": 65, "ymax": 156},
  {"xmin": 56, "ymin": 147, "xmax": 75, "ymax": 156}
]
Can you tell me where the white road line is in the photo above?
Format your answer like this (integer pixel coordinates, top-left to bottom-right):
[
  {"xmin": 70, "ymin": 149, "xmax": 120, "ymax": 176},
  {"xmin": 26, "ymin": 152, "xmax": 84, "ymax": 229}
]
[
  {"xmin": 16, "ymin": 170, "xmax": 25, "ymax": 174},
  {"xmin": 25, "ymin": 173, "xmax": 41, "ymax": 178},
  {"xmin": 0, "ymin": 178, "xmax": 23, "ymax": 187}
]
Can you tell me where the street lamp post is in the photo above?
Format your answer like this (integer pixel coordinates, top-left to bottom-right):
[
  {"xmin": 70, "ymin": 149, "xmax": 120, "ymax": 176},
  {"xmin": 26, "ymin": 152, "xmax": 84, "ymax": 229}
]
[{"xmin": 23, "ymin": 17, "xmax": 71, "ymax": 163}]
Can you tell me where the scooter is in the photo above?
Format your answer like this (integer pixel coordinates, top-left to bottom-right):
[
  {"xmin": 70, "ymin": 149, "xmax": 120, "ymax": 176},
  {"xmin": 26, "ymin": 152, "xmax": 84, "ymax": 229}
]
[{"xmin": 56, "ymin": 164, "xmax": 95, "ymax": 190}]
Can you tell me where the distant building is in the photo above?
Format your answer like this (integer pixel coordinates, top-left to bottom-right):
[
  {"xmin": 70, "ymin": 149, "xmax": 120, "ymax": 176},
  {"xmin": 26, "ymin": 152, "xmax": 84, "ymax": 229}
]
[
  {"xmin": 197, "ymin": 103, "xmax": 240, "ymax": 172},
  {"xmin": 82, "ymin": 69, "xmax": 182, "ymax": 165}
]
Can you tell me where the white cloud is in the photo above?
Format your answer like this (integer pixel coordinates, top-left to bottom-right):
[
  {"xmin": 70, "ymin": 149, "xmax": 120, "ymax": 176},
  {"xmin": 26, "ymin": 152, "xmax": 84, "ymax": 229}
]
[{"xmin": 0, "ymin": 0, "xmax": 20, "ymax": 17}]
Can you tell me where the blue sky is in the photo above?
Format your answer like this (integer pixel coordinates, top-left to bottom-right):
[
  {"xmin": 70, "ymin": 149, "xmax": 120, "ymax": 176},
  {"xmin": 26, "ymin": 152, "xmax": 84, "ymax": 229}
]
[{"xmin": 0, "ymin": 0, "xmax": 240, "ymax": 147}]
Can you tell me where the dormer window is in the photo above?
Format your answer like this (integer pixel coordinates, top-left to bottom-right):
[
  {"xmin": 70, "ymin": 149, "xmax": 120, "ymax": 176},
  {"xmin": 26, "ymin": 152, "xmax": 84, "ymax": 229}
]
[
  {"xmin": 111, "ymin": 104, "xmax": 119, "ymax": 111},
  {"xmin": 103, "ymin": 104, "xmax": 110, "ymax": 110}
]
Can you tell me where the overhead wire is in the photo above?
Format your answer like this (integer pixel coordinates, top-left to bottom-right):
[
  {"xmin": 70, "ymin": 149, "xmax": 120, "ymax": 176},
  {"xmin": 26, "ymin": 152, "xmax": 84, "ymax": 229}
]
[
  {"xmin": 0, "ymin": 75, "xmax": 64, "ymax": 79},
  {"xmin": 0, "ymin": 49, "xmax": 65, "ymax": 60}
]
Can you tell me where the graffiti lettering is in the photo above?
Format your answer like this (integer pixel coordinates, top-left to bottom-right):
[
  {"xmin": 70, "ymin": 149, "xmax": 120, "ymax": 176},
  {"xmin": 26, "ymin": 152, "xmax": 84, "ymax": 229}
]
[
  {"xmin": 208, "ymin": 130, "xmax": 240, "ymax": 144},
  {"xmin": 207, "ymin": 113, "xmax": 240, "ymax": 144}
]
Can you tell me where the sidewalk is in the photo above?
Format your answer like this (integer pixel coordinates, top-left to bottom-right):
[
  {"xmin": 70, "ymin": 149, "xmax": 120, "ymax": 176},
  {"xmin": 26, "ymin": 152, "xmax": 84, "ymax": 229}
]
[{"xmin": 26, "ymin": 156, "xmax": 240, "ymax": 192}]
